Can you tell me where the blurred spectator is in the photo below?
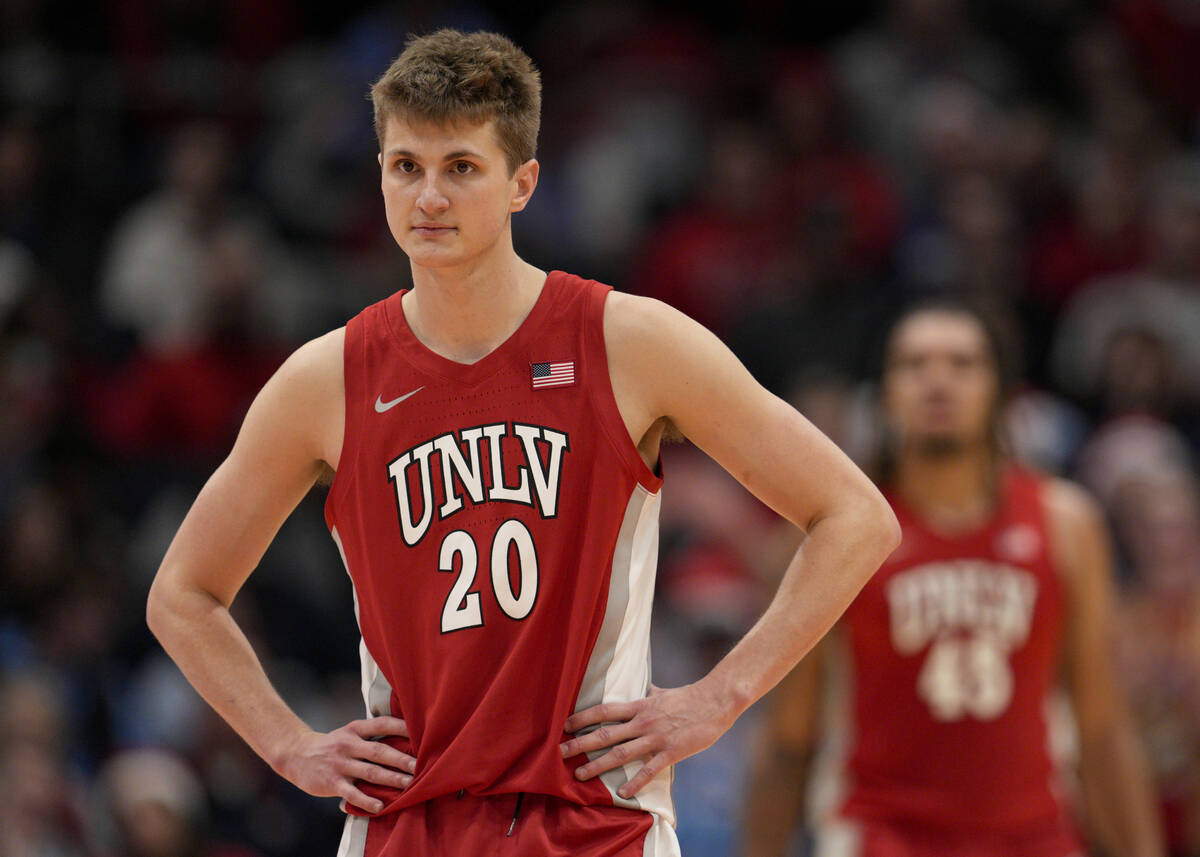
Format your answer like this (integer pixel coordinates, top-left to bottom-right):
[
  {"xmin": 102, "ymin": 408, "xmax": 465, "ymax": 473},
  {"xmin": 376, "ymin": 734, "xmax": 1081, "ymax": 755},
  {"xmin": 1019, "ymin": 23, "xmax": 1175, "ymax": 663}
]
[
  {"xmin": 897, "ymin": 168, "xmax": 1020, "ymax": 298},
  {"xmin": 1112, "ymin": 0, "xmax": 1200, "ymax": 120},
  {"xmin": 628, "ymin": 118, "xmax": 786, "ymax": 340},
  {"xmin": 998, "ymin": 101, "xmax": 1065, "ymax": 228},
  {"xmin": 1111, "ymin": 467, "xmax": 1200, "ymax": 857},
  {"xmin": 767, "ymin": 51, "xmax": 900, "ymax": 274},
  {"xmin": 910, "ymin": 79, "xmax": 1007, "ymax": 197},
  {"xmin": 537, "ymin": 0, "xmax": 714, "ymax": 279},
  {"xmin": 88, "ymin": 121, "xmax": 313, "ymax": 469},
  {"xmin": 1, "ymin": 0, "xmax": 65, "ymax": 111},
  {"xmin": 256, "ymin": 47, "xmax": 376, "ymax": 244},
  {"xmin": 0, "ymin": 115, "xmax": 49, "ymax": 251},
  {"xmin": 2, "ymin": 481, "xmax": 77, "ymax": 633},
  {"xmin": 721, "ymin": 81, "xmax": 895, "ymax": 392},
  {"xmin": 1064, "ymin": 19, "xmax": 1176, "ymax": 165},
  {"xmin": 100, "ymin": 120, "xmax": 313, "ymax": 355},
  {"xmin": 0, "ymin": 670, "xmax": 95, "ymax": 857},
  {"xmin": 0, "ymin": 237, "xmax": 35, "ymax": 325},
  {"xmin": 97, "ymin": 747, "xmax": 262, "ymax": 857},
  {"xmin": 657, "ymin": 445, "xmax": 776, "ymax": 609},
  {"xmin": 1004, "ymin": 385, "xmax": 1090, "ymax": 474},
  {"xmin": 83, "ymin": 282, "xmax": 288, "ymax": 464},
  {"xmin": 1027, "ymin": 143, "xmax": 1146, "ymax": 311},
  {"xmin": 0, "ymin": 282, "xmax": 74, "ymax": 506},
  {"xmin": 1051, "ymin": 156, "xmax": 1200, "ymax": 413},
  {"xmin": 0, "ymin": 476, "xmax": 126, "ymax": 766},
  {"xmin": 0, "ymin": 743, "xmax": 95, "ymax": 857},
  {"xmin": 1075, "ymin": 414, "xmax": 1193, "ymax": 517},
  {"xmin": 833, "ymin": 0, "xmax": 1019, "ymax": 200},
  {"xmin": 106, "ymin": 0, "xmax": 297, "ymax": 129}
]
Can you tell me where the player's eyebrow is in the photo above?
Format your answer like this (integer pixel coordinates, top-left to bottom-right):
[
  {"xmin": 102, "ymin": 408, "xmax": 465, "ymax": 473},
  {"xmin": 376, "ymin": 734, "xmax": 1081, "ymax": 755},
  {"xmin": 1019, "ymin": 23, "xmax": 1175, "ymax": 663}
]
[{"xmin": 383, "ymin": 148, "xmax": 486, "ymax": 161}]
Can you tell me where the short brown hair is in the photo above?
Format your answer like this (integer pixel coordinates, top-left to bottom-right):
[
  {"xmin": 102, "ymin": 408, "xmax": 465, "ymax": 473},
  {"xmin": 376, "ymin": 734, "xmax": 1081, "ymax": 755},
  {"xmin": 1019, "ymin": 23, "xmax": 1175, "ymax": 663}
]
[{"xmin": 370, "ymin": 29, "xmax": 541, "ymax": 174}]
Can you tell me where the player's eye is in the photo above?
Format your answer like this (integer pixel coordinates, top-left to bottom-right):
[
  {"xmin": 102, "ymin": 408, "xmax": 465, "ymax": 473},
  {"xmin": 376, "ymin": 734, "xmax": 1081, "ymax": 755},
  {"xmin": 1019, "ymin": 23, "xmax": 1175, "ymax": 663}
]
[
  {"xmin": 452, "ymin": 161, "xmax": 474, "ymax": 175},
  {"xmin": 396, "ymin": 160, "xmax": 417, "ymax": 173}
]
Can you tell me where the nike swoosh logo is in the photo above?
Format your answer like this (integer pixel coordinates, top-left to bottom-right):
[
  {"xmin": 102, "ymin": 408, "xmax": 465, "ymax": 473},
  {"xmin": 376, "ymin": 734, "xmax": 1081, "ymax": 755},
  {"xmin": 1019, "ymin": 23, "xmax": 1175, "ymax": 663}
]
[{"xmin": 374, "ymin": 386, "xmax": 424, "ymax": 413}]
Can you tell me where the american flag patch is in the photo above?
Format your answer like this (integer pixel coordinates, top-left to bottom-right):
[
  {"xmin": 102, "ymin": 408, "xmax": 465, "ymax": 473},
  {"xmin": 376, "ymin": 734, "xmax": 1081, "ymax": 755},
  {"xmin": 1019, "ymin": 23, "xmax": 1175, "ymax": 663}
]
[{"xmin": 531, "ymin": 361, "xmax": 575, "ymax": 389}]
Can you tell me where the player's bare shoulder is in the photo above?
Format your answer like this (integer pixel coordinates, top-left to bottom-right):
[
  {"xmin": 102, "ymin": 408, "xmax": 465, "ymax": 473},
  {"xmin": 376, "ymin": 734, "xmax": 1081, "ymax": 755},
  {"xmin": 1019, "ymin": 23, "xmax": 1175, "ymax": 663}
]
[
  {"xmin": 602, "ymin": 290, "xmax": 709, "ymax": 355},
  {"xmin": 602, "ymin": 291, "xmax": 727, "ymax": 404},
  {"xmin": 241, "ymin": 327, "xmax": 347, "ymax": 472},
  {"xmin": 602, "ymin": 292, "xmax": 678, "ymax": 431},
  {"xmin": 1042, "ymin": 474, "xmax": 1111, "ymax": 586},
  {"xmin": 1043, "ymin": 476, "xmax": 1106, "ymax": 538},
  {"xmin": 601, "ymin": 291, "xmax": 727, "ymax": 445},
  {"xmin": 278, "ymin": 327, "xmax": 344, "ymax": 385}
]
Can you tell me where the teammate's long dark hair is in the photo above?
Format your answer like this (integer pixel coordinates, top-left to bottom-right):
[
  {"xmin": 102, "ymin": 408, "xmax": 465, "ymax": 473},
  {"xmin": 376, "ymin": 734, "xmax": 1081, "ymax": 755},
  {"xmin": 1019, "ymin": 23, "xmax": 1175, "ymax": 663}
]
[{"xmin": 869, "ymin": 293, "xmax": 1019, "ymax": 487}]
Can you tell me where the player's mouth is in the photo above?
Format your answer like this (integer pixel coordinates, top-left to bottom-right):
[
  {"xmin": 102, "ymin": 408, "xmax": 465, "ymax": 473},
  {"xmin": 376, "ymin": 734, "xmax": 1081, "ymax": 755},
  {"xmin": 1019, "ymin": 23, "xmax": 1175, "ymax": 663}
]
[
  {"xmin": 412, "ymin": 223, "xmax": 456, "ymax": 236},
  {"xmin": 919, "ymin": 395, "xmax": 958, "ymax": 424}
]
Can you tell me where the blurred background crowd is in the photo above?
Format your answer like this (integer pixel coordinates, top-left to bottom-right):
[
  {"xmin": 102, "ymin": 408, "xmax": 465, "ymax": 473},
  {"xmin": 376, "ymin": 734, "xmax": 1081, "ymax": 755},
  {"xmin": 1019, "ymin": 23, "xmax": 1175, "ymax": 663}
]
[{"xmin": 1, "ymin": 0, "xmax": 1199, "ymax": 855}]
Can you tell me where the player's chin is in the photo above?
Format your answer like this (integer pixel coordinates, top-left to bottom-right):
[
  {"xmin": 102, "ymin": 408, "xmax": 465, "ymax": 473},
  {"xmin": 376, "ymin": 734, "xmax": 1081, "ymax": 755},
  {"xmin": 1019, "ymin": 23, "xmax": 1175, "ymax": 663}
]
[
  {"xmin": 404, "ymin": 247, "xmax": 467, "ymax": 269},
  {"xmin": 912, "ymin": 431, "xmax": 970, "ymax": 456}
]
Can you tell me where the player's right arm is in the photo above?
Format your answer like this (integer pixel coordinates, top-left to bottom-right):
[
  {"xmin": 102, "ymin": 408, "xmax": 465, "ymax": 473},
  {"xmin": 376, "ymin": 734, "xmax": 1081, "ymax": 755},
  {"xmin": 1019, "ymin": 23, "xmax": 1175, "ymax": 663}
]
[
  {"xmin": 146, "ymin": 329, "xmax": 413, "ymax": 814},
  {"xmin": 741, "ymin": 632, "xmax": 825, "ymax": 857}
]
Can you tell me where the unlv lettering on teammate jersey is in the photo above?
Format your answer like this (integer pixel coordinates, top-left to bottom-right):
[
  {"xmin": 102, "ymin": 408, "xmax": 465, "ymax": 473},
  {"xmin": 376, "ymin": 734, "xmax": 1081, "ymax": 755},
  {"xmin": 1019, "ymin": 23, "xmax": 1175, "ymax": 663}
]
[
  {"xmin": 887, "ymin": 560, "xmax": 1037, "ymax": 657},
  {"xmin": 324, "ymin": 272, "xmax": 674, "ymax": 845},
  {"xmin": 838, "ymin": 467, "xmax": 1080, "ymax": 847}
]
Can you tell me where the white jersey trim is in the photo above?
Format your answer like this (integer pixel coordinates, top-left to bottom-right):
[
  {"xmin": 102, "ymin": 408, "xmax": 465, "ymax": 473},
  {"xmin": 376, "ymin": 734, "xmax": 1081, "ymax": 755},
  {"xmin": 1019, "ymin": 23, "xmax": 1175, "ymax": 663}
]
[
  {"xmin": 335, "ymin": 814, "xmax": 369, "ymax": 857},
  {"xmin": 574, "ymin": 484, "xmax": 674, "ymax": 826},
  {"xmin": 331, "ymin": 527, "xmax": 394, "ymax": 718}
]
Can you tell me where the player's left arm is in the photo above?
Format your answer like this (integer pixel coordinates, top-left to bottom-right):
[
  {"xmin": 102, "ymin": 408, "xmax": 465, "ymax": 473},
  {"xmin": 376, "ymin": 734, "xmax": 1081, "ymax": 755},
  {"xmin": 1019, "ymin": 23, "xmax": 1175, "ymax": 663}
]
[
  {"xmin": 561, "ymin": 293, "xmax": 900, "ymax": 798},
  {"xmin": 1048, "ymin": 478, "xmax": 1165, "ymax": 857}
]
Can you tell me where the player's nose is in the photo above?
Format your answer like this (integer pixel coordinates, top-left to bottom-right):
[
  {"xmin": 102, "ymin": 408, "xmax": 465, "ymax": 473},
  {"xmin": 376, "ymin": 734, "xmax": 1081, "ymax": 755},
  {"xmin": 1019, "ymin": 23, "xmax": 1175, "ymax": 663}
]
[{"xmin": 416, "ymin": 175, "xmax": 450, "ymax": 214}]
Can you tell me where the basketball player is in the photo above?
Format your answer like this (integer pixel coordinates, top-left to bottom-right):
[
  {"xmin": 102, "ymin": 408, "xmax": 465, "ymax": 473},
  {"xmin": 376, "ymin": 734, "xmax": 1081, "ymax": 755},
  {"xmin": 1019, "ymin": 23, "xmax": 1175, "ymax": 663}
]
[
  {"xmin": 742, "ymin": 300, "xmax": 1164, "ymax": 857},
  {"xmin": 146, "ymin": 30, "xmax": 901, "ymax": 857}
]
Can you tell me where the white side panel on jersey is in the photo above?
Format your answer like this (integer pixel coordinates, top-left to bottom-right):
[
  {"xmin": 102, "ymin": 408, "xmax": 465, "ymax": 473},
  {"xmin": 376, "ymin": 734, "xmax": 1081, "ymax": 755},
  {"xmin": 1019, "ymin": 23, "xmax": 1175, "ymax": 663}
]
[
  {"xmin": 812, "ymin": 816, "xmax": 863, "ymax": 857},
  {"xmin": 811, "ymin": 644, "xmax": 862, "ymax": 857},
  {"xmin": 331, "ymin": 527, "xmax": 390, "ymax": 857},
  {"xmin": 641, "ymin": 811, "xmax": 683, "ymax": 857},
  {"xmin": 574, "ymin": 485, "xmax": 675, "ymax": 827},
  {"xmin": 335, "ymin": 814, "xmax": 369, "ymax": 857},
  {"xmin": 331, "ymin": 527, "xmax": 394, "ymax": 719},
  {"xmin": 808, "ymin": 627, "xmax": 854, "ymax": 834},
  {"xmin": 1044, "ymin": 688, "xmax": 1080, "ymax": 810}
]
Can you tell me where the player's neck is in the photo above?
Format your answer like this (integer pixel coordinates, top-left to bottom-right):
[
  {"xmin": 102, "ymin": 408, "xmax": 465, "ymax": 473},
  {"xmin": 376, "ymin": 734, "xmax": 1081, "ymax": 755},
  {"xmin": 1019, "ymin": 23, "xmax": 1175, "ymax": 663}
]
[
  {"xmin": 894, "ymin": 446, "xmax": 1000, "ymax": 535},
  {"xmin": 404, "ymin": 249, "xmax": 547, "ymax": 365}
]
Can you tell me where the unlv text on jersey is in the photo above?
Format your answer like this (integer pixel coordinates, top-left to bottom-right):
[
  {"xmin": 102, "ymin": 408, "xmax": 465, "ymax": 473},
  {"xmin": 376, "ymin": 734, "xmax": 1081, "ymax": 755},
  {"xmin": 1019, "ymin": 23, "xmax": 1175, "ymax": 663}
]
[{"xmin": 386, "ymin": 422, "xmax": 570, "ymax": 547}]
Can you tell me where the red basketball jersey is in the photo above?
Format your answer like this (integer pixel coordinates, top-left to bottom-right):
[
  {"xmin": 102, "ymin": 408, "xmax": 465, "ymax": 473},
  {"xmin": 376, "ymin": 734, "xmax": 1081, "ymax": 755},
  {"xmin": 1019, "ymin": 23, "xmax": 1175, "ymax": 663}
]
[
  {"xmin": 838, "ymin": 467, "xmax": 1081, "ymax": 847},
  {"xmin": 324, "ymin": 272, "xmax": 673, "ymax": 849}
]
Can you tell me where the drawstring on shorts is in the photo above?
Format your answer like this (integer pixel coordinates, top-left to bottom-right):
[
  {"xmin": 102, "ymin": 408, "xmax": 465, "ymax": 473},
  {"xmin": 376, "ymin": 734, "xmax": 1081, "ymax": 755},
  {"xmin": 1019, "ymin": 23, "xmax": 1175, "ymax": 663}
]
[{"xmin": 506, "ymin": 793, "xmax": 525, "ymax": 837}]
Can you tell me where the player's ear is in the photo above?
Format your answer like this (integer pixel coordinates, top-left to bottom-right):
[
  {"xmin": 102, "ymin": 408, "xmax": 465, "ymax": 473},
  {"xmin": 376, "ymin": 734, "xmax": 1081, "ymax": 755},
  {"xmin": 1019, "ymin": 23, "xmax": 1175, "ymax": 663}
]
[{"xmin": 510, "ymin": 158, "xmax": 539, "ymax": 213}]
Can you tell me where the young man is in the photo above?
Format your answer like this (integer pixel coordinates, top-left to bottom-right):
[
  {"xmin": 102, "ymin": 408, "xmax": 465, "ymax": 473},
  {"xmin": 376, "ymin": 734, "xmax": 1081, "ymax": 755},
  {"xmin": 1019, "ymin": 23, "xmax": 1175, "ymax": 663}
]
[
  {"xmin": 146, "ymin": 29, "xmax": 900, "ymax": 857},
  {"xmin": 742, "ymin": 300, "xmax": 1164, "ymax": 857}
]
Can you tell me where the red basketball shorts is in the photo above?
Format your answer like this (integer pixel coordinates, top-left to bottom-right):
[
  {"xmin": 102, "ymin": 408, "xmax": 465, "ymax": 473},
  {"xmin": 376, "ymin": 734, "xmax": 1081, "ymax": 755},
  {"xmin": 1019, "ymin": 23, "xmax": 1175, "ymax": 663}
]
[{"xmin": 336, "ymin": 791, "xmax": 680, "ymax": 857}]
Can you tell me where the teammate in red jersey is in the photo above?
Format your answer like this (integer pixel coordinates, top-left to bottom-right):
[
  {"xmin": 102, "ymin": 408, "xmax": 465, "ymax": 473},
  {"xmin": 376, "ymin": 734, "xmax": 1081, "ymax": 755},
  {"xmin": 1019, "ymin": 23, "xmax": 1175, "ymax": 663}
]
[
  {"xmin": 145, "ymin": 29, "xmax": 900, "ymax": 857},
  {"xmin": 742, "ymin": 300, "xmax": 1164, "ymax": 857}
]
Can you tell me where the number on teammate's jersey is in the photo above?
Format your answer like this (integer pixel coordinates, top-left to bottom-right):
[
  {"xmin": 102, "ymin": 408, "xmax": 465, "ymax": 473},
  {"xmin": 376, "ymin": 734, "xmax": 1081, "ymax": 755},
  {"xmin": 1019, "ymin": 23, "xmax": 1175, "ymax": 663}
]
[{"xmin": 917, "ymin": 634, "xmax": 1014, "ymax": 721}]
